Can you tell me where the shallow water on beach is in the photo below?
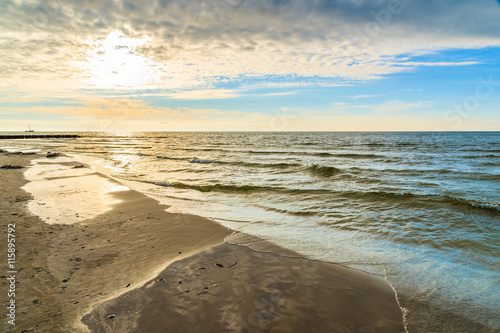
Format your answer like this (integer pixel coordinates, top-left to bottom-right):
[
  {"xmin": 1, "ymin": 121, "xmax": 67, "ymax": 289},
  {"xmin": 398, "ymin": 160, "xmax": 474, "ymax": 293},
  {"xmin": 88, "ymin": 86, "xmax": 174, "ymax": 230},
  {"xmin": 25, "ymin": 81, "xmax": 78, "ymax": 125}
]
[{"xmin": 2, "ymin": 131, "xmax": 499, "ymax": 331}]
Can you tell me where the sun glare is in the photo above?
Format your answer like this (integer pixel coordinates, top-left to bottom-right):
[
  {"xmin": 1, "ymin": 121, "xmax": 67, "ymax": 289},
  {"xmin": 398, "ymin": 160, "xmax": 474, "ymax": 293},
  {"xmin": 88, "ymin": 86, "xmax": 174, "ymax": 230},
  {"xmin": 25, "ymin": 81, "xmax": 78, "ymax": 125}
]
[{"xmin": 86, "ymin": 31, "xmax": 159, "ymax": 89}]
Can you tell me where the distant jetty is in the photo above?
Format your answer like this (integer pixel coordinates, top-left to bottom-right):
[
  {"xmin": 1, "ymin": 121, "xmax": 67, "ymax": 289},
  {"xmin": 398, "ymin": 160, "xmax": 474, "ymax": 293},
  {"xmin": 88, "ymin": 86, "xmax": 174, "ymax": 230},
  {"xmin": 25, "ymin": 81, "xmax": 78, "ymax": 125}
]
[{"xmin": 0, "ymin": 134, "xmax": 80, "ymax": 139}]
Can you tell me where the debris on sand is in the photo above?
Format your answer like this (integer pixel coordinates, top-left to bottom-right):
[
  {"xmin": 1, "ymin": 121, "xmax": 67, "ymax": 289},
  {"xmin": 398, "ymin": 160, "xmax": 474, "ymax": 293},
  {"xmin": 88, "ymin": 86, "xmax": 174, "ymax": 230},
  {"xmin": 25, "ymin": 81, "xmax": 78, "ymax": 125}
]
[{"xmin": 1, "ymin": 165, "xmax": 23, "ymax": 169}]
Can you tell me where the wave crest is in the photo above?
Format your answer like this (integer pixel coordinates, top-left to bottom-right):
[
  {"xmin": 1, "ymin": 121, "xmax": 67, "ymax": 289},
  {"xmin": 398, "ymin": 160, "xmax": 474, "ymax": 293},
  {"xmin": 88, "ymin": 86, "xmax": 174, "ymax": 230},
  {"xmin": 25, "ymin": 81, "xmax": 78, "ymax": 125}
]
[{"xmin": 308, "ymin": 164, "xmax": 343, "ymax": 177}]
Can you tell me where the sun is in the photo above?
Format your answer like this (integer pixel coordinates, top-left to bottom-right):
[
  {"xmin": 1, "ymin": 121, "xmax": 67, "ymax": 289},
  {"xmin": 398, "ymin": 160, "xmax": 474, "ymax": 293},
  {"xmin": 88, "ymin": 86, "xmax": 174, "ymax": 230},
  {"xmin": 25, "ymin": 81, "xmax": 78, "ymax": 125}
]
[{"xmin": 85, "ymin": 31, "xmax": 159, "ymax": 89}]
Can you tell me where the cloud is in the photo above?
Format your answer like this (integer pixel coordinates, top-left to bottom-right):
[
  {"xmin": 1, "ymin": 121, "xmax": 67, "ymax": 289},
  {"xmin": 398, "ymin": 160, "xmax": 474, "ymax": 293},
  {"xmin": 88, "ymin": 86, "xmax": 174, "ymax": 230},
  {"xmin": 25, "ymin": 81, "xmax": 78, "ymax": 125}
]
[
  {"xmin": 261, "ymin": 92, "xmax": 296, "ymax": 96},
  {"xmin": 1, "ymin": 94, "xmax": 496, "ymax": 132},
  {"xmin": 0, "ymin": 95, "xmax": 250, "ymax": 120},
  {"xmin": 396, "ymin": 61, "xmax": 480, "ymax": 67},
  {"xmin": 167, "ymin": 89, "xmax": 239, "ymax": 99},
  {"xmin": 351, "ymin": 94, "xmax": 384, "ymax": 99},
  {"xmin": 1, "ymin": 0, "xmax": 499, "ymax": 92},
  {"xmin": 343, "ymin": 100, "xmax": 433, "ymax": 113},
  {"xmin": 0, "ymin": 95, "xmax": 288, "ymax": 131},
  {"xmin": 368, "ymin": 101, "xmax": 432, "ymax": 113}
]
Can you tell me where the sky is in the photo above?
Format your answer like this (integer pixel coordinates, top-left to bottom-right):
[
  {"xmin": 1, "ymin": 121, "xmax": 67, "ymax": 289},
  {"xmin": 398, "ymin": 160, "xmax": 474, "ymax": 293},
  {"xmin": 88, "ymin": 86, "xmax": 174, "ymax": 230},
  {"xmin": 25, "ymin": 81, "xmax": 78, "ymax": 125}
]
[{"xmin": 1, "ymin": 0, "xmax": 499, "ymax": 132}]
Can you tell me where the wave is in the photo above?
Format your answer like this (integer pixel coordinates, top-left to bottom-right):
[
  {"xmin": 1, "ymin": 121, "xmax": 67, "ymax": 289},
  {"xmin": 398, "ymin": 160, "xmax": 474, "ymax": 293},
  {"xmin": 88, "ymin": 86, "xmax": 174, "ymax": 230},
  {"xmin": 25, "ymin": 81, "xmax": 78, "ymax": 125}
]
[
  {"xmin": 479, "ymin": 162, "xmax": 500, "ymax": 167},
  {"xmin": 461, "ymin": 149, "xmax": 500, "ymax": 153},
  {"xmin": 218, "ymin": 161, "xmax": 302, "ymax": 169},
  {"xmin": 138, "ymin": 153, "xmax": 194, "ymax": 161},
  {"xmin": 461, "ymin": 154, "xmax": 499, "ymax": 159},
  {"xmin": 395, "ymin": 142, "xmax": 418, "ymax": 147},
  {"xmin": 294, "ymin": 141, "xmax": 324, "ymax": 146},
  {"xmin": 153, "ymin": 154, "xmax": 301, "ymax": 170},
  {"xmin": 448, "ymin": 197, "xmax": 500, "ymax": 212},
  {"xmin": 364, "ymin": 143, "xmax": 386, "ymax": 147},
  {"xmin": 149, "ymin": 181, "xmax": 285, "ymax": 193},
  {"xmin": 145, "ymin": 148, "xmax": 387, "ymax": 161},
  {"xmin": 155, "ymin": 155, "xmax": 187, "ymax": 161},
  {"xmin": 171, "ymin": 147, "xmax": 227, "ymax": 152},
  {"xmin": 329, "ymin": 153, "xmax": 384, "ymax": 159},
  {"xmin": 140, "ymin": 181, "xmax": 498, "ymax": 214},
  {"xmin": 143, "ymin": 152, "xmax": 370, "ymax": 173},
  {"xmin": 254, "ymin": 205, "xmax": 319, "ymax": 217},
  {"xmin": 308, "ymin": 164, "xmax": 344, "ymax": 177},
  {"xmin": 189, "ymin": 158, "xmax": 212, "ymax": 164},
  {"xmin": 247, "ymin": 151, "xmax": 385, "ymax": 159},
  {"xmin": 335, "ymin": 191, "xmax": 500, "ymax": 213},
  {"xmin": 247, "ymin": 150, "xmax": 295, "ymax": 155},
  {"xmin": 311, "ymin": 152, "xmax": 334, "ymax": 157}
]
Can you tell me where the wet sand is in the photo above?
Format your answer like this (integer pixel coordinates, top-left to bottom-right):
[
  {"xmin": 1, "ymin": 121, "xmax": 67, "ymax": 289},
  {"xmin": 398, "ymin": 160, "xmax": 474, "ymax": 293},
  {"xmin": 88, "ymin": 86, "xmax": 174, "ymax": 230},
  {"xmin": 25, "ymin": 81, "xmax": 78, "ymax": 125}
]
[{"xmin": 0, "ymin": 152, "xmax": 406, "ymax": 332}]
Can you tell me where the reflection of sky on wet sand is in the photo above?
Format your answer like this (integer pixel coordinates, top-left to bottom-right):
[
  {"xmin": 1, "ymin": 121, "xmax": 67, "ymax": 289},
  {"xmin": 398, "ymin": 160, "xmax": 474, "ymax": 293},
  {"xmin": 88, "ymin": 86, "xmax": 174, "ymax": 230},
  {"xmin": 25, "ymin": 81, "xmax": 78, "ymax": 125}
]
[{"xmin": 23, "ymin": 157, "xmax": 129, "ymax": 224}]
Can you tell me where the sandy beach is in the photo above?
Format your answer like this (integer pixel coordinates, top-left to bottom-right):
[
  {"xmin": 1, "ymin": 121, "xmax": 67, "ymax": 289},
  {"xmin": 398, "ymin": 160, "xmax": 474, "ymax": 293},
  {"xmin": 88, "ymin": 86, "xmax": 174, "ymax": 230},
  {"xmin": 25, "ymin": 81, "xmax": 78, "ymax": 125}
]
[{"xmin": 0, "ymin": 151, "xmax": 406, "ymax": 332}]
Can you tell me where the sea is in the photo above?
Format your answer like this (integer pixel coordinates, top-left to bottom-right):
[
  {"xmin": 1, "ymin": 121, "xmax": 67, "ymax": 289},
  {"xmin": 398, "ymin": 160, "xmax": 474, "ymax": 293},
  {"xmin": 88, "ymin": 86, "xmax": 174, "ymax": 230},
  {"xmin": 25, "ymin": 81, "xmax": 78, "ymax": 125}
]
[{"xmin": 2, "ymin": 131, "xmax": 499, "ymax": 332}]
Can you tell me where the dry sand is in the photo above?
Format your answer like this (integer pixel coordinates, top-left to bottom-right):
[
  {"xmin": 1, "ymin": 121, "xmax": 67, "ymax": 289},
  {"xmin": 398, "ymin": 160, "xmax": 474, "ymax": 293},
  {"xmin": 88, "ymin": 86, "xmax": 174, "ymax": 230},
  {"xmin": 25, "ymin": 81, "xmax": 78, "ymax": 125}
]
[{"xmin": 0, "ymin": 152, "xmax": 406, "ymax": 332}]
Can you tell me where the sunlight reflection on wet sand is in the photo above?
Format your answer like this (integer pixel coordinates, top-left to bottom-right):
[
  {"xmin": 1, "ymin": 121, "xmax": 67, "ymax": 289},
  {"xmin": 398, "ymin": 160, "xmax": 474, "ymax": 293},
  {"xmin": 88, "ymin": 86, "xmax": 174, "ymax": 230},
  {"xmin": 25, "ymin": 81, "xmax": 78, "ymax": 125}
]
[{"xmin": 22, "ymin": 156, "xmax": 130, "ymax": 224}]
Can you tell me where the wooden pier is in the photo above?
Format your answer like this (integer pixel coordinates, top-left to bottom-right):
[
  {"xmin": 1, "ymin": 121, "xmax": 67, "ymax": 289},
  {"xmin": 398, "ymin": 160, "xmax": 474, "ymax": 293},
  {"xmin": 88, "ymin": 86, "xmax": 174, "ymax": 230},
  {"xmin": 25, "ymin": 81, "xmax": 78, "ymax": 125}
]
[{"xmin": 0, "ymin": 134, "xmax": 80, "ymax": 139}]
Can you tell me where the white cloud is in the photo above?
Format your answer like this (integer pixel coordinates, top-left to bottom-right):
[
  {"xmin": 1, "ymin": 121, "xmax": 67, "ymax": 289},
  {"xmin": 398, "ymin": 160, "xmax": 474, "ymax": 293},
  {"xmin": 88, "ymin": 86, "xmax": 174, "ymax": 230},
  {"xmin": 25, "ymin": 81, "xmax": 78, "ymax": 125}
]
[
  {"xmin": 262, "ymin": 92, "xmax": 296, "ymax": 96},
  {"xmin": 351, "ymin": 94, "xmax": 384, "ymax": 99},
  {"xmin": 397, "ymin": 61, "xmax": 480, "ymax": 67},
  {"xmin": 167, "ymin": 89, "xmax": 239, "ymax": 99},
  {"xmin": 353, "ymin": 100, "xmax": 432, "ymax": 113},
  {"xmin": 0, "ymin": 0, "xmax": 499, "ymax": 92}
]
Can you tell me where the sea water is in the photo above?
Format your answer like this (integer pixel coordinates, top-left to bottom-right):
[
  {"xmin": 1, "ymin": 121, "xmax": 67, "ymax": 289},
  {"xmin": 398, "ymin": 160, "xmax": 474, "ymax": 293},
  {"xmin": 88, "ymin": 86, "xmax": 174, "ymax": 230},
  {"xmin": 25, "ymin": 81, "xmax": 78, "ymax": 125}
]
[{"xmin": 2, "ymin": 131, "xmax": 499, "ymax": 332}]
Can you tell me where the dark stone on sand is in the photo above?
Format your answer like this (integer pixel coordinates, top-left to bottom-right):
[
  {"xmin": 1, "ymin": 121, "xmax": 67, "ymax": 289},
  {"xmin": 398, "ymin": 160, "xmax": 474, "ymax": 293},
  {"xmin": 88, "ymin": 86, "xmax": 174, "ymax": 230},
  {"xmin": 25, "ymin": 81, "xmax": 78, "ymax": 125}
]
[
  {"xmin": 125, "ymin": 283, "xmax": 131, "ymax": 288},
  {"xmin": 62, "ymin": 279, "xmax": 68, "ymax": 283},
  {"xmin": 4, "ymin": 151, "xmax": 34, "ymax": 155},
  {"xmin": 46, "ymin": 152, "xmax": 60, "ymax": 158},
  {"xmin": 72, "ymin": 165, "xmax": 85, "ymax": 168},
  {"xmin": 1, "ymin": 165, "xmax": 24, "ymax": 169},
  {"xmin": 215, "ymin": 263, "xmax": 224, "ymax": 268}
]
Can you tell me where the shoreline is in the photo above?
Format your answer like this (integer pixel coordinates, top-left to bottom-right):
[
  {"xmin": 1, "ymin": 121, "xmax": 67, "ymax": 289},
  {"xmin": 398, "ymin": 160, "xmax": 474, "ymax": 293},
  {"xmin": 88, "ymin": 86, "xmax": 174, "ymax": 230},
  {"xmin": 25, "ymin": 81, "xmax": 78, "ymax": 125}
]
[{"xmin": 0, "ymin": 151, "xmax": 406, "ymax": 332}]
